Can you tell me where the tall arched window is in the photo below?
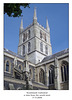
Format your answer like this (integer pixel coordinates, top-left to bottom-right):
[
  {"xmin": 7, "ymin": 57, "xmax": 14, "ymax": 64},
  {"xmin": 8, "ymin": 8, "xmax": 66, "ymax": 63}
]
[
  {"xmin": 45, "ymin": 34, "xmax": 47, "ymax": 41},
  {"xmin": 49, "ymin": 70, "xmax": 51, "ymax": 84},
  {"xmin": 40, "ymin": 31, "xmax": 42, "ymax": 39},
  {"xmin": 25, "ymin": 33, "xmax": 27, "ymax": 40},
  {"xmin": 23, "ymin": 34, "xmax": 25, "ymax": 42},
  {"xmin": 61, "ymin": 61, "xmax": 69, "ymax": 82},
  {"xmin": 28, "ymin": 30, "xmax": 30, "ymax": 39},
  {"xmin": 67, "ymin": 65, "xmax": 69, "ymax": 80},
  {"xmin": 29, "ymin": 69, "xmax": 33, "ymax": 79},
  {"xmin": 40, "ymin": 42, "xmax": 43, "ymax": 52},
  {"xmin": 64, "ymin": 65, "xmax": 66, "ymax": 81},
  {"xmin": 6, "ymin": 61, "xmax": 9, "ymax": 72},
  {"xmin": 30, "ymin": 69, "xmax": 31, "ymax": 74},
  {"xmin": 23, "ymin": 45, "xmax": 25, "ymax": 55},
  {"xmin": 61, "ymin": 66, "xmax": 64, "ymax": 81},
  {"xmin": 45, "ymin": 45, "xmax": 48, "ymax": 54},
  {"xmin": 49, "ymin": 66, "xmax": 54, "ymax": 85},
  {"xmin": 28, "ymin": 42, "xmax": 31, "ymax": 52},
  {"xmin": 39, "ymin": 68, "xmax": 45, "ymax": 84}
]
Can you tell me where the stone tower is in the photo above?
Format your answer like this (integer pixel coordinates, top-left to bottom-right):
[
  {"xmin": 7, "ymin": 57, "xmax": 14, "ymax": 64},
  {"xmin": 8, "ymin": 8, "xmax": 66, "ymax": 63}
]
[{"xmin": 18, "ymin": 8, "xmax": 52, "ymax": 64}]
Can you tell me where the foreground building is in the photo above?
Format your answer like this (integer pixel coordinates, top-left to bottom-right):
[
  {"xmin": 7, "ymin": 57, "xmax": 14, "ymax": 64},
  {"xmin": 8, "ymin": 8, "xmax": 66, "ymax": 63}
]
[{"xmin": 4, "ymin": 8, "xmax": 69, "ymax": 90}]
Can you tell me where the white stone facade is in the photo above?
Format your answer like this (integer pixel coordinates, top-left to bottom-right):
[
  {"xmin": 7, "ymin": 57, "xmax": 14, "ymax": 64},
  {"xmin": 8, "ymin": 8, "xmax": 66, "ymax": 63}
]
[{"xmin": 18, "ymin": 8, "xmax": 52, "ymax": 64}]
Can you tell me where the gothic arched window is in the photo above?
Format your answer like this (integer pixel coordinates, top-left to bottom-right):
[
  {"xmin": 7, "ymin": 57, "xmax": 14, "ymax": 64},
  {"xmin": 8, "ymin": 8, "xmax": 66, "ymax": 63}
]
[
  {"xmin": 40, "ymin": 31, "xmax": 42, "ymax": 39},
  {"xmin": 23, "ymin": 34, "xmax": 25, "ymax": 42},
  {"xmin": 39, "ymin": 68, "xmax": 45, "ymax": 84},
  {"xmin": 67, "ymin": 65, "xmax": 69, "ymax": 80},
  {"xmin": 28, "ymin": 30, "xmax": 30, "ymax": 39},
  {"xmin": 23, "ymin": 45, "xmax": 25, "ymax": 55},
  {"xmin": 49, "ymin": 66, "xmax": 54, "ymax": 85},
  {"xmin": 30, "ymin": 69, "xmax": 31, "ymax": 74},
  {"xmin": 28, "ymin": 42, "xmax": 31, "ymax": 52},
  {"xmin": 45, "ymin": 34, "xmax": 47, "ymax": 41},
  {"xmin": 25, "ymin": 33, "xmax": 27, "ymax": 40},
  {"xmin": 40, "ymin": 42, "xmax": 43, "ymax": 52},
  {"xmin": 29, "ymin": 69, "xmax": 33, "ymax": 79},
  {"xmin": 61, "ymin": 61, "xmax": 69, "ymax": 82},
  {"xmin": 6, "ymin": 61, "xmax": 9, "ymax": 72},
  {"xmin": 61, "ymin": 66, "xmax": 64, "ymax": 81},
  {"xmin": 49, "ymin": 70, "xmax": 51, "ymax": 84},
  {"xmin": 45, "ymin": 45, "xmax": 48, "ymax": 54}
]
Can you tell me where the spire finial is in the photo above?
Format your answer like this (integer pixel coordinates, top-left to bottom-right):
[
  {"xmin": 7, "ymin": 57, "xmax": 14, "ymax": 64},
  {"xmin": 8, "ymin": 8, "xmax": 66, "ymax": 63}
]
[
  {"xmin": 34, "ymin": 7, "xmax": 37, "ymax": 19},
  {"xmin": 20, "ymin": 15, "xmax": 23, "ymax": 28},
  {"xmin": 20, "ymin": 15, "xmax": 23, "ymax": 33},
  {"xmin": 46, "ymin": 17, "xmax": 50, "ymax": 32},
  {"xmin": 33, "ymin": 7, "xmax": 37, "ymax": 24}
]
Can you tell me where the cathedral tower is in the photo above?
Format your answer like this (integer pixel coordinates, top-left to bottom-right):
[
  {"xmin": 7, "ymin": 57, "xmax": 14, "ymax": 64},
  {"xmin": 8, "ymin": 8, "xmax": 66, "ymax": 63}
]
[{"xmin": 18, "ymin": 8, "xmax": 52, "ymax": 64}]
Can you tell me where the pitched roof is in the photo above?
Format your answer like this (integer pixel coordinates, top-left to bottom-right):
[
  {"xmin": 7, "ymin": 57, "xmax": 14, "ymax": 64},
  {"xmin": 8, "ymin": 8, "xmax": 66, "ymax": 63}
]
[
  {"xmin": 4, "ymin": 48, "xmax": 24, "ymax": 59},
  {"xmin": 42, "ymin": 48, "xmax": 69, "ymax": 63}
]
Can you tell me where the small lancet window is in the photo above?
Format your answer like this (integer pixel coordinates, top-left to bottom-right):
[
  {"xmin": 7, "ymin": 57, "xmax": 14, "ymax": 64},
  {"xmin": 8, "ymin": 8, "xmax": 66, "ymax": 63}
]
[
  {"xmin": 40, "ymin": 42, "xmax": 43, "ymax": 52},
  {"xmin": 6, "ymin": 61, "xmax": 9, "ymax": 72},
  {"xmin": 28, "ymin": 30, "xmax": 30, "ymax": 39},
  {"xmin": 40, "ymin": 31, "xmax": 42, "ymax": 39},
  {"xmin": 23, "ymin": 45, "xmax": 25, "ymax": 55},
  {"xmin": 45, "ymin": 45, "xmax": 48, "ymax": 54},
  {"xmin": 28, "ymin": 42, "xmax": 31, "ymax": 52},
  {"xmin": 23, "ymin": 34, "xmax": 25, "ymax": 42}
]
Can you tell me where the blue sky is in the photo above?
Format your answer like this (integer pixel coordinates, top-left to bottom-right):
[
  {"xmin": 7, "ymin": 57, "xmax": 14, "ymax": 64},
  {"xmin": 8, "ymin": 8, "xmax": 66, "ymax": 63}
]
[{"xmin": 4, "ymin": 3, "xmax": 69, "ymax": 54}]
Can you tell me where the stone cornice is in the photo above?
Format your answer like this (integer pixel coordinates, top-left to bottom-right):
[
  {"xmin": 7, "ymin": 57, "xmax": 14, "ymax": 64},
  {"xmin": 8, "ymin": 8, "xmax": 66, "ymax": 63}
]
[{"xmin": 18, "ymin": 35, "xmax": 51, "ymax": 47}]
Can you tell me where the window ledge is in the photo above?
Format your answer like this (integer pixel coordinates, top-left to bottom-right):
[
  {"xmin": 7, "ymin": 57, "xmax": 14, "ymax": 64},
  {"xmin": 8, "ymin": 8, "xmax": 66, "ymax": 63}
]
[
  {"xmin": 4, "ymin": 71, "xmax": 11, "ymax": 74},
  {"xmin": 60, "ymin": 81, "xmax": 69, "ymax": 84}
]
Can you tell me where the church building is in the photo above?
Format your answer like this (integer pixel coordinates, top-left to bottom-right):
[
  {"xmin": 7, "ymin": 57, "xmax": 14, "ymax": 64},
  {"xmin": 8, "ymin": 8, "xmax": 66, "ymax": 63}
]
[{"xmin": 4, "ymin": 8, "xmax": 69, "ymax": 90}]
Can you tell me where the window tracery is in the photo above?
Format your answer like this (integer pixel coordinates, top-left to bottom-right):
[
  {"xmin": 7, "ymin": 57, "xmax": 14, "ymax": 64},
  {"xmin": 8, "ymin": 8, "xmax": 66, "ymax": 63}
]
[
  {"xmin": 39, "ymin": 68, "xmax": 45, "ymax": 84},
  {"xmin": 61, "ymin": 61, "xmax": 69, "ymax": 82},
  {"xmin": 28, "ymin": 42, "xmax": 31, "ymax": 52},
  {"xmin": 6, "ymin": 61, "xmax": 9, "ymax": 72},
  {"xmin": 49, "ymin": 66, "xmax": 54, "ymax": 85}
]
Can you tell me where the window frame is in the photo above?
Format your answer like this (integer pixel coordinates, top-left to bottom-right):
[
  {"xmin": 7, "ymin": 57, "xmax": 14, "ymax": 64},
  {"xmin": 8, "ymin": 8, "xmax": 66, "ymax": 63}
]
[
  {"xmin": 61, "ymin": 62, "xmax": 69, "ymax": 82},
  {"xmin": 28, "ymin": 42, "xmax": 31, "ymax": 52},
  {"xmin": 45, "ymin": 45, "xmax": 48, "ymax": 54},
  {"xmin": 23, "ymin": 45, "xmax": 25, "ymax": 55},
  {"xmin": 5, "ymin": 60, "xmax": 11, "ymax": 73},
  {"xmin": 39, "ymin": 68, "xmax": 45, "ymax": 84},
  {"xmin": 49, "ymin": 66, "xmax": 54, "ymax": 85},
  {"xmin": 40, "ymin": 31, "xmax": 42, "ymax": 39},
  {"xmin": 40, "ymin": 42, "xmax": 43, "ymax": 52}
]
